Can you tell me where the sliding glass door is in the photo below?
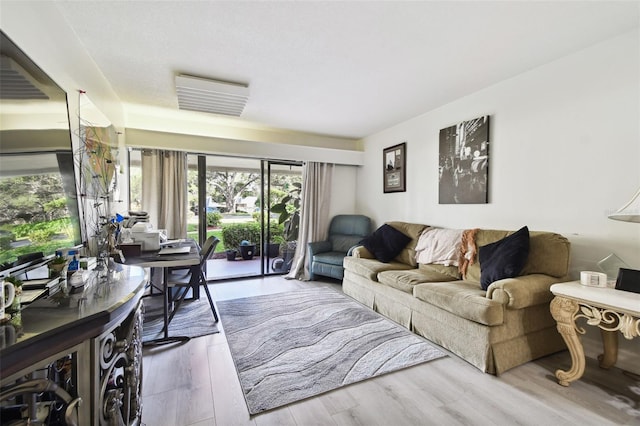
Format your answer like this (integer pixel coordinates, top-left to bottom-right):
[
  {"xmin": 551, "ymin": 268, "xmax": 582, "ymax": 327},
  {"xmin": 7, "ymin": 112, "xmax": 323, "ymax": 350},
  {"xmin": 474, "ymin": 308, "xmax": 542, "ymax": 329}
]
[
  {"xmin": 263, "ymin": 161, "xmax": 302, "ymax": 276},
  {"xmin": 130, "ymin": 149, "xmax": 302, "ymax": 280},
  {"xmin": 187, "ymin": 155, "xmax": 302, "ymax": 280}
]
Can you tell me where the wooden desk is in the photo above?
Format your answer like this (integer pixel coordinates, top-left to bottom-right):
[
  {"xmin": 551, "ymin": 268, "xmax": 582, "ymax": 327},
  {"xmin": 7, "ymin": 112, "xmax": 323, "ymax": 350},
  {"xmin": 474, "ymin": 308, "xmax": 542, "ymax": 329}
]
[
  {"xmin": 550, "ymin": 281, "xmax": 640, "ymax": 386},
  {"xmin": 122, "ymin": 240, "xmax": 200, "ymax": 346}
]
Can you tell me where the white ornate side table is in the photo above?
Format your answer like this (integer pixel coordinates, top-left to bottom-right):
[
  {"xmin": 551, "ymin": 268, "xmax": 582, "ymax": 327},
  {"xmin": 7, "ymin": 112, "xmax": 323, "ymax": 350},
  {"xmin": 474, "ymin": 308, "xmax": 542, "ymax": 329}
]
[{"xmin": 550, "ymin": 281, "xmax": 640, "ymax": 386}]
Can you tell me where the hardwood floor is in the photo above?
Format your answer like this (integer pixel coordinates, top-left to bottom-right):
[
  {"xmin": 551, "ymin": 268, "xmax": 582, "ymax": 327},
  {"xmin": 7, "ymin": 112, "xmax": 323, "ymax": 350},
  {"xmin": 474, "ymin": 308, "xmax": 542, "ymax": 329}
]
[{"xmin": 141, "ymin": 277, "xmax": 640, "ymax": 426}]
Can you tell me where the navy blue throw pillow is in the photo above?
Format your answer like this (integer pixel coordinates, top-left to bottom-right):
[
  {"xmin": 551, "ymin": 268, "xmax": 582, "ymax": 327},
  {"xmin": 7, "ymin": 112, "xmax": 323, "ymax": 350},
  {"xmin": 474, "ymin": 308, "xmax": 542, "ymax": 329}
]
[
  {"xmin": 478, "ymin": 226, "xmax": 530, "ymax": 290},
  {"xmin": 361, "ymin": 224, "xmax": 411, "ymax": 263}
]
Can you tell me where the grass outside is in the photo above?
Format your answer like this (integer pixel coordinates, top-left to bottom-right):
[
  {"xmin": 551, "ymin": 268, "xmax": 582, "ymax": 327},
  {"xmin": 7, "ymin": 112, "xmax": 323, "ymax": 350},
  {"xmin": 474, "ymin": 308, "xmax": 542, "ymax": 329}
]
[{"xmin": 186, "ymin": 228, "xmax": 226, "ymax": 252}]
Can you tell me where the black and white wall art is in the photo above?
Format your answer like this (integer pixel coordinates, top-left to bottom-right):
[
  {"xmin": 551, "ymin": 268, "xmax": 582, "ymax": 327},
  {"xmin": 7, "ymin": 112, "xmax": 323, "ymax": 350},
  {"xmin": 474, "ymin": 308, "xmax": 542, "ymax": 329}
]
[{"xmin": 438, "ymin": 115, "xmax": 490, "ymax": 204}]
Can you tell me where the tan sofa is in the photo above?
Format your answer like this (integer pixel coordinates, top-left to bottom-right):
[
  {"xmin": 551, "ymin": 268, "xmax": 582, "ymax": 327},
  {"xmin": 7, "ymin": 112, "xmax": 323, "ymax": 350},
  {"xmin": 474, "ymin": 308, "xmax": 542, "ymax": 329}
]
[{"xmin": 342, "ymin": 221, "xmax": 571, "ymax": 374}]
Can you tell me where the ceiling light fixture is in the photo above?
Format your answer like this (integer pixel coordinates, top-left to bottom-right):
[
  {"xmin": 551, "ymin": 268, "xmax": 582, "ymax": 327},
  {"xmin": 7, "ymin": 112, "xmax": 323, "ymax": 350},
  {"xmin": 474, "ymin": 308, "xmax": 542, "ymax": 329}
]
[{"xmin": 175, "ymin": 74, "xmax": 249, "ymax": 117}]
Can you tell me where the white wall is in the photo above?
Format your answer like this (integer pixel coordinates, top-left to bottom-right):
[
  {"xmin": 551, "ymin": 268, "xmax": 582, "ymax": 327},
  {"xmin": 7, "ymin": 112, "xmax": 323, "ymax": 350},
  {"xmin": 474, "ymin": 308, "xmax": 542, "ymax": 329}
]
[
  {"xmin": 329, "ymin": 165, "xmax": 359, "ymax": 218},
  {"xmin": 357, "ymin": 29, "xmax": 640, "ymax": 276}
]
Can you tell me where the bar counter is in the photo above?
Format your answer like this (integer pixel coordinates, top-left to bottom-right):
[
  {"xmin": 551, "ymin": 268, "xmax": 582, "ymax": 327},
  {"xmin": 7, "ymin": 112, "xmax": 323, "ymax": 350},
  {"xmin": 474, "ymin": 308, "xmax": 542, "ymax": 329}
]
[{"xmin": 0, "ymin": 262, "xmax": 147, "ymax": 425}]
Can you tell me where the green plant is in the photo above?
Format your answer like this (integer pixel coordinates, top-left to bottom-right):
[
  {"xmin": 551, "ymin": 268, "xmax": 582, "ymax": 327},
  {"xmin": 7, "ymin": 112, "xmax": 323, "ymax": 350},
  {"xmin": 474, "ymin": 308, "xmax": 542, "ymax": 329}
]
[
  {"xmin": 0, "ymin": 236, "xmax": 75, "ymax": 266},
  {"xmin": 270, "ymin": 235, "xmax": 286, "ymax": 245},
  {"xmin": 206, "ymin": 211, "xmax": 223, "ymax": 227},
  {"xmin": 221, "ymin": 222, "xmax": 261, "ymax": 250},
  {"xmin": 4, "ymin": 275, "xmax": 23, "ymax": 288},
  {"xmin": 270, "ymin": 181, "xmax": 301, "ymax": 242},
  {"xmin": 50, "ymin": 255, "xmax": 67, "ymax": 265},
  {"xmin": 220, "ymin": 222, "xmax": 285, "ymax": 251},
  {"xmin": 29, "ymin": 229, "xmax": 56, "ymax": 243},
  {"xmin": 0, "ymin": 231, "xmax": 14, "ymax": 250}
]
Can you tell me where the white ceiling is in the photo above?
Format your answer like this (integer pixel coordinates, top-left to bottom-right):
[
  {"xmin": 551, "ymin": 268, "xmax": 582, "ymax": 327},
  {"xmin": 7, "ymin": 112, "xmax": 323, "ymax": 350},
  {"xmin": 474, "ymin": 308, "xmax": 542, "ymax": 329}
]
[{"xmin": 54, "ymin": 1, "xmax": 639, "ymax": 140}]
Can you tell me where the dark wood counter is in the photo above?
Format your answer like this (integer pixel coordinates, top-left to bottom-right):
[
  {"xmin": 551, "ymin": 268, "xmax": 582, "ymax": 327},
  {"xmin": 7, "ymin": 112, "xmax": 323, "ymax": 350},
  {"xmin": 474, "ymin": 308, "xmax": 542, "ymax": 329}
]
[{"xmin": 0, "ymin": 262, "xmax": 147, "ymax": 425}]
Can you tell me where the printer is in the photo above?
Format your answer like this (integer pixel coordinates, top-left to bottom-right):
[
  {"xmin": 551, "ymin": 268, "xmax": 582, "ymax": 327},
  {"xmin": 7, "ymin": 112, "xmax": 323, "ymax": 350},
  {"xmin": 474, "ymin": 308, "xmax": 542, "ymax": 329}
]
[{"xmin": 129, "ymin": 222, "xmax": 167, "ymax": 251}]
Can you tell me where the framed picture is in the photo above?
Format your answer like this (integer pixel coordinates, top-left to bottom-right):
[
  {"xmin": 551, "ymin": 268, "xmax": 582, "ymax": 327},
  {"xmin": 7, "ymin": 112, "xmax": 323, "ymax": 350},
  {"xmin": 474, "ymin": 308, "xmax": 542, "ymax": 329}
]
[
  {"xmin": 383, "ymin": 142, "xmax": 406, "ymax": 193},
  {"xmin": 438, "ymin": 115, "xmax": 490, "ymax": 204}
]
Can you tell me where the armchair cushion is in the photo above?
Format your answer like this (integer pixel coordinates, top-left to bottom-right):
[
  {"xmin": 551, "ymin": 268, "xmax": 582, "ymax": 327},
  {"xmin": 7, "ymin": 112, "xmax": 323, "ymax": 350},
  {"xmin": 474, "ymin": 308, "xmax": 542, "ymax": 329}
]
[
  {"xmin": 313, "ymin": 251, "xmax": 347, "ymax": 267},
  {"xmin": 308, "ymin": 240, "xmax": 332, "ymax": 256}
]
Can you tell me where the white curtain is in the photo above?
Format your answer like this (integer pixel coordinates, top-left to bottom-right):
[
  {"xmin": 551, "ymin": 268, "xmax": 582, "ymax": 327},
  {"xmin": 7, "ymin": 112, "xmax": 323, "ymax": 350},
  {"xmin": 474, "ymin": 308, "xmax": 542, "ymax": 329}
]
[
  {"xmin": 286, "ymin": 162, "xmax": 334, "ymax": 280},
  {"xmin": 141, "ymin": 149, "xmax": 188, "ymax": 239}
]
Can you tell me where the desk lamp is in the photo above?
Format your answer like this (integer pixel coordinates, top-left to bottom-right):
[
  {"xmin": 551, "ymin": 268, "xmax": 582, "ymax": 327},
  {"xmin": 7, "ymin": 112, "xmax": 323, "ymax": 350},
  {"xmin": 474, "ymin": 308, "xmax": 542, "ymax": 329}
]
[{"xmin": 608, "ymin": 187, "xmax": 640, "ymax": 223}]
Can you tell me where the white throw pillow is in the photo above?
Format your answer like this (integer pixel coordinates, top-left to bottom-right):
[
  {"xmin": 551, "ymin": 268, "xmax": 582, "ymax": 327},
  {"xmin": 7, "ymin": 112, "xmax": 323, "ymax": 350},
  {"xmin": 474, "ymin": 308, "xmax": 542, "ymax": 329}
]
[{"xmin": 414, "ymin": 228, "xmax": 463, "ymax": 266}]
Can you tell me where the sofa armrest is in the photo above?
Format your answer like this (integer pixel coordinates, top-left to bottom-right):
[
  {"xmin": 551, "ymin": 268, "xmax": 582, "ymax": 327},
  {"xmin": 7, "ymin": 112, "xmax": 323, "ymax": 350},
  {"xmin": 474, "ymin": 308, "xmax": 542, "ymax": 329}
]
[
  {"xmin": 308, "ymin": 241, "xmax": 332, "ymax": 257},
  {"xmin": 351, "ymin": 245, "xmax": 375, "ymax": 259},
  {"xmin": 486, "ymin": 274, "xmax": 560, "ymax": 309}
]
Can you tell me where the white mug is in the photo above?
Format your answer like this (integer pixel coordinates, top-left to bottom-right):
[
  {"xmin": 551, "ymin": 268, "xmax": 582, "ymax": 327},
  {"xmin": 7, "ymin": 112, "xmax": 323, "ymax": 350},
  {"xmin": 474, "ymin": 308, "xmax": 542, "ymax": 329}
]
[{"xmin": 1, "ymin": 280, "xmax": 16, "ymax": 319}]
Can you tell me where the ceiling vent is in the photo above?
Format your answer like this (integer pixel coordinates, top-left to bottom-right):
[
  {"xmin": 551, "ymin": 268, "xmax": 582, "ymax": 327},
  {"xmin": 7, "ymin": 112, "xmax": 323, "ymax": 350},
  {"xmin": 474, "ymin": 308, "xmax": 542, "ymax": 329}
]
[
  {"xmin": 175, "ymin": 74, "xmax": 249, "ymax": 117},
  {"xmin": 0, "ymin": 55, "xmax": 49, "ymax": 100}
]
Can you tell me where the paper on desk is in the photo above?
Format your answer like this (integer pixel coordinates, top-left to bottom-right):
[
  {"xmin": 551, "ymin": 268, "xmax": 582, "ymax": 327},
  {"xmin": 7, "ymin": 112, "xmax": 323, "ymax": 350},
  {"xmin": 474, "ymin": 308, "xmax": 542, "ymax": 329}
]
[{"xmin": 158, "ymin": 246, "xmax": 191, "ymax": 255}]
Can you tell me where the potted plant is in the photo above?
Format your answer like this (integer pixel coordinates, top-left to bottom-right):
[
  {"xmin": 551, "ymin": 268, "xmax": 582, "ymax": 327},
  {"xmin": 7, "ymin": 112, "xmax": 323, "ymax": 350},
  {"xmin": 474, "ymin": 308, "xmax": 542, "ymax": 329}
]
[
  {"xmin": 265, "ymin": 235, "xmax": 285, "ymax": 258},
  {"xmin": 225, "ymin": 249, "xmax": 238, "ymax": 261},
  {"xmin": 270, "ymin": 181, "xmax": 301, "ymax": 250},
  {"xmin": 270, "ymin": 182, "xmax": 301, "ymax": 273},
  {"xmin": 49, "ymin": 255, "xmax": 67, "ymax": 276},
  {"xmin": 263, "ymin": 221, "xmax": 285, "ymax": 258}
]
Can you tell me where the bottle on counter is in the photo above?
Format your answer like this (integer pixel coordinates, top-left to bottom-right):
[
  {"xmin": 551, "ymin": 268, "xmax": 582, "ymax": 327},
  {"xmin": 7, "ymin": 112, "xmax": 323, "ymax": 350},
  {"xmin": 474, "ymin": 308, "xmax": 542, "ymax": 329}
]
[{"xmin": 67, "ymin": 250, "xmax": 79, "ymax": 282}]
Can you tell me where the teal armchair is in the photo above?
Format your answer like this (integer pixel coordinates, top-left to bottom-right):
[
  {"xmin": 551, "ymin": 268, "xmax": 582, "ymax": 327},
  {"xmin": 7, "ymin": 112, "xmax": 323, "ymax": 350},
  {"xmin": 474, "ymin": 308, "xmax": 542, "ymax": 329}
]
[{"xmin": 308, "ymin": 215, "xmax": 371, "ymax": 281}]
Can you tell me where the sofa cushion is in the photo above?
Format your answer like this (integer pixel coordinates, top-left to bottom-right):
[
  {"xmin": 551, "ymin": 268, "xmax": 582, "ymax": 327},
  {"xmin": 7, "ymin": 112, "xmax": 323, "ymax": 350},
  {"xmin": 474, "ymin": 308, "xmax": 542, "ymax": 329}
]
[
  {"xmin": 378, "ymin": 268, "xmax": 457, "ymax": 294},
  {"xmin": 351, "ymin": 245, "xmax": 375, "ymax": 259},
  {"xmin": 465, "ymin": 230, "xmax": 510, "ymax": 283},
  {"xmin": 386, "ymin": 221, "xmax": 429, "ymax": 267},
  {"xmin": 479, "ymin": 226, "xmax": 530, "ymax": 290},
  {"xmin": 466, "ymin": 229, "xmax": 570, "ymax": 283},
  {"xmin": 520, "ymin": 232, "xmax": 571, "ymax": 278},
  {"xmin": 361, "ymin": 224, "xmax": 411, "ymax": 263},
  {"xmin": 419, "ymin": 263, "xmax": 461, "ymax": 280},
  {"xmin": 343, "ymin": 256, "xmax": 413, "ymax": 281},
  {"xmin": 414, "ymin": 281, "xmax": 504, "ymax": 326}
]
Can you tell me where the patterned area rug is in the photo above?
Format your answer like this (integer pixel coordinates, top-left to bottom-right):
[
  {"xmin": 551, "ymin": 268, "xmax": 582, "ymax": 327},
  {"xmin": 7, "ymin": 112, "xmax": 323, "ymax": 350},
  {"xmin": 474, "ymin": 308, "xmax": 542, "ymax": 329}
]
[
  {"xmin": 142, "ymin": 295, "xmax": 219, "ymax": 342},
  {"xmin": 217, "ymin": 287, "xmax": 446, "ymax": 415}
]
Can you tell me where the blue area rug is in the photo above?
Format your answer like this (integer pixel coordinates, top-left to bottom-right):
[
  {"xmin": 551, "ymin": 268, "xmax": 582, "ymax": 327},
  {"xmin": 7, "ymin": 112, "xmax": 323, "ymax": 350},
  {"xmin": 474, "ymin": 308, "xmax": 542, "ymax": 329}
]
[{"xmin": 217, "ymin": 287, "xmax": 446, "ymax": 415}]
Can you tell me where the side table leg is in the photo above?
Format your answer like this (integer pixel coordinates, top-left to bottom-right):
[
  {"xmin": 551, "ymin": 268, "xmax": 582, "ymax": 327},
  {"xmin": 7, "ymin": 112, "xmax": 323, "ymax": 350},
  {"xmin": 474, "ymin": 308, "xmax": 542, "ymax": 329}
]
[
  {"xmin": 550, "ymin": 297, "xmax": 585, "ymax": 386},
  {"xmin": 598, "ymin": 329, "xmax": 618, "ymax": 369}
]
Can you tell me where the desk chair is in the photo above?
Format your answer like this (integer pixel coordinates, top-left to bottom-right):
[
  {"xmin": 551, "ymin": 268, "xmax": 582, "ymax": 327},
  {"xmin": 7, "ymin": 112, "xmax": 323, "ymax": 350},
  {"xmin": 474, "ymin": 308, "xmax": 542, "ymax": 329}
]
[
  {"xmin": 148, "ymin": 237, "xmax": 218, "ymax": 296},
  {"xmin": 165, "ymin": 236, "xmax": 219, "ymax": 329}
]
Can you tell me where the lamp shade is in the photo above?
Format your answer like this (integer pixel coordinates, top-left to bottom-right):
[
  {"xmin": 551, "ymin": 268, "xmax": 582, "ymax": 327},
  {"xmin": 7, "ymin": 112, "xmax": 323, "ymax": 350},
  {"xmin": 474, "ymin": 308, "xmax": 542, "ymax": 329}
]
[{"xmin": 608, "ymin": 187, "xmax": 640, "ymax": 223}]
